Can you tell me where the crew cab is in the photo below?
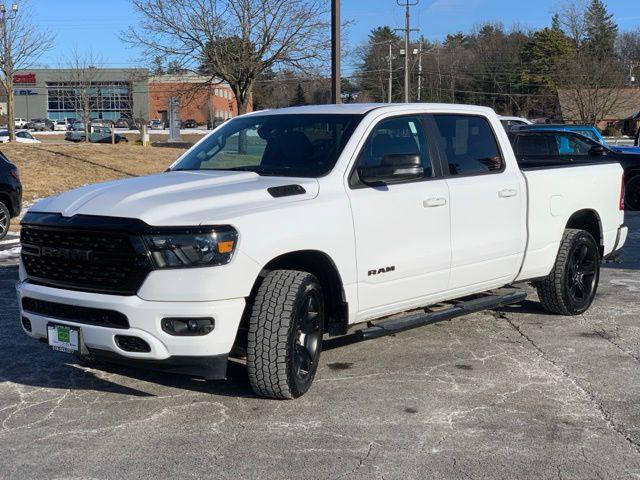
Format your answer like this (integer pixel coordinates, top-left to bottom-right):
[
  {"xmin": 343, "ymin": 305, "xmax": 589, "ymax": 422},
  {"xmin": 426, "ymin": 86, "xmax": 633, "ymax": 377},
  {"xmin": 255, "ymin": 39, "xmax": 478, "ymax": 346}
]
[{"xmin": 17, "ymin": 104, "xmax": 627, "ymax": 399}]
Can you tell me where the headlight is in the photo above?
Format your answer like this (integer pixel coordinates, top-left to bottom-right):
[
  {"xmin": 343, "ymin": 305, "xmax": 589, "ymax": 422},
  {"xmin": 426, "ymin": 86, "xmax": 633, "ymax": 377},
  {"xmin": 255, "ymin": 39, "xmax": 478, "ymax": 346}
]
[{"xmin": 143, "ymin": 226, "xmax": 238, "ymax": 269}]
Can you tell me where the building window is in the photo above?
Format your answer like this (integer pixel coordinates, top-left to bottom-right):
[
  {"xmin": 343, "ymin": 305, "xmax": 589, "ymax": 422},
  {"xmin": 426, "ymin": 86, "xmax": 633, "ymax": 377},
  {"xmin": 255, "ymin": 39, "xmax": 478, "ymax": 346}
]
[{"xmin": 46, "ymin": 81, "xmax": 133, "ymax": 120}]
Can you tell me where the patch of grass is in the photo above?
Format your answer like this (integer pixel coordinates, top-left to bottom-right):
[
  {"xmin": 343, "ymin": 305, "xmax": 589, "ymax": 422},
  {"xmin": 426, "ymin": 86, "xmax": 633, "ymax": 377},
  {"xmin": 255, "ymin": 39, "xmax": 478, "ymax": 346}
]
[{"xmin": 2, "ymin": 143, "xmax": 189, "ymax": 201}]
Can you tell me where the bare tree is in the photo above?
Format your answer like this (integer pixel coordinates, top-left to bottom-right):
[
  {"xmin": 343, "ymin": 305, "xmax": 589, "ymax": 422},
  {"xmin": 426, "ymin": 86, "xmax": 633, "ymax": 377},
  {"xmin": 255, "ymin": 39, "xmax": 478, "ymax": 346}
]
[
  {"xmin": 0, "ymin": 0, "xmax": 54, "ymax": 141},
  {"xmin": 123, "ymin": 0, "xmax": 328, "ymax": 120},
  {"xmin": 60, "ymin": 49, "xmax": 104, "ymax": 143}
]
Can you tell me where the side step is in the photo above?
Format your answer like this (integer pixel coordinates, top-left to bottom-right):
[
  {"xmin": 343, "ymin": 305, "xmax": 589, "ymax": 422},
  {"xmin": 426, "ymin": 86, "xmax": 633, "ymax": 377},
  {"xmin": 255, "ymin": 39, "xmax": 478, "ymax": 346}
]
[{"xmin": 358, "ymin": 289, "xmax": 526, "ymax": 341}]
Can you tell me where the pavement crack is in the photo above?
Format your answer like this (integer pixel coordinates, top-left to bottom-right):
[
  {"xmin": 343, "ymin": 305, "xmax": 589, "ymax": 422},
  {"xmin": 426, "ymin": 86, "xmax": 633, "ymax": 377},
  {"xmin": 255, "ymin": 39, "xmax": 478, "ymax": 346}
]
[
  {"xmin": 332, "ymin": 441, "xmax": 379, "ymax": 480},
  {"xmin": 498, "ymin": 311, "xmax": 640, "ymax": 456}
]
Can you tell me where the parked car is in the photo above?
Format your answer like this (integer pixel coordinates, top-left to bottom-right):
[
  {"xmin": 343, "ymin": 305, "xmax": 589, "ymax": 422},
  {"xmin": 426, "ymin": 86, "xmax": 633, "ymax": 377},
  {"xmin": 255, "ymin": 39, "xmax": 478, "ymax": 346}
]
[
  {"xmin": 67, "ymin": 121, "xmax": 85, "ymax": 132},
  {"xmin": 0, "ymin": 151, "xmax": 22, "ymax": 240},
  {"xmin": 54, "ymin": 120, "xmax": 68, "ymax": 131},
  {"xmin": 0, "ymin": 129, "xmax": 41, "ymax": 144},
  {"xmin": 515, "ymin": 124, "xmax": 640, "ymax": 154},
  {"xmin": 181, "ymin": 119, "xmax": 198, "ymax": 128},
  {"xmin": 65, "ymin": 125, "xmax": 128, "ymax": 144},
  {"xmin": 14, "ymin": 118, "xmax": 28, "ymax": 129},
  {"xmin": 508, "ymin": 128, "xmax": 640, "ymax": 210},
  {"xmin": 18, "ymin": 104, "xmax": 627, "ymax": 399},
  {"xmin": 148, "ymin": 119, "xmax": 165, "ymax": 130},
  {"xmin": 26, "ymin": 118, "xmax": 54, "ymax": 132},
  {"xmin": 499, "ymin": 115, "xmax": 533, "ymax": 129},
  {"xmin": 114, "ymin": 118, "xmax": 136, "ymax": 129},
  {"xmin": 90, "ymin": 119, "xmax": 115, "ymax": 129}
]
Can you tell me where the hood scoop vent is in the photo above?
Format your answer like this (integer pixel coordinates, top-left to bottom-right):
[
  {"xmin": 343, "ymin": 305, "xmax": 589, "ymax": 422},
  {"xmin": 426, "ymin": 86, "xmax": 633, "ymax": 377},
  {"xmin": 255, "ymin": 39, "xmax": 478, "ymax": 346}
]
[{"xmin": 268, "ymin": 184, "xmax": 307, "ymax": 198}]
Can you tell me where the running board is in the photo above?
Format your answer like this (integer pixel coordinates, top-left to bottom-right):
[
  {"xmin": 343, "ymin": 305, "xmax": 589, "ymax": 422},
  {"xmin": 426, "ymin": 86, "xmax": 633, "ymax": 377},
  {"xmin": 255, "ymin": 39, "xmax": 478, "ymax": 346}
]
[{"xmin": 358, "ymin": 289, "xmax": 526, "ymax": 341}]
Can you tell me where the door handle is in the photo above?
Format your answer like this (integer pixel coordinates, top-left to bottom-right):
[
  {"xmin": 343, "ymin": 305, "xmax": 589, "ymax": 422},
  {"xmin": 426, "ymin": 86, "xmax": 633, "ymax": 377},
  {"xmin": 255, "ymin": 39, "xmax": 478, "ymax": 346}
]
[
  {"xmin": 498, "ymin": 189, "xmax": 518, "ymax": 198},
  {"xmin": 423, "ymin": 197, "xmax": 447, "ymax": 208}
]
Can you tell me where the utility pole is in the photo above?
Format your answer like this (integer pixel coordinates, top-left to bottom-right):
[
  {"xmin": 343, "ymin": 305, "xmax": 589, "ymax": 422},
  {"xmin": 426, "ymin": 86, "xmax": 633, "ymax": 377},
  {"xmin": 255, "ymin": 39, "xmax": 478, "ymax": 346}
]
[
  {"xmin": 0, "ymin": 3, "xmax": 18, "ymax": 142},
  {"xmin": 417, "ymin": 41, "xmax": 423, "ymax": 101},
  {"xmin": 396, "ymin": 0, "xmax": 419, "ymax": 103},
  {"xmin": 331, "ymin": 0, "xmax": 341, "ymax": 104},
  {"xmin": 388, "ymin": 42, "xmax": 393, "ymax": 103}
]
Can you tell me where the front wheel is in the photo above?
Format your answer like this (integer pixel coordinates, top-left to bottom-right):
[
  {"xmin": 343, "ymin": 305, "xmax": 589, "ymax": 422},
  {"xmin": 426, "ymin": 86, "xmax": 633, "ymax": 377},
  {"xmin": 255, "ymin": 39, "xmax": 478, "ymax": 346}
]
[
  {"xmin": 247, "ymin": 270, "xmax": 324, "ymax": 399},
  {"xmin": 0, "ymin": 202, "xmax": 10, "ymax": 240},
  {"xmin": 536, "ymin": 229, "xmax": 600, "ymax": 315},
  {"xmin": 625, "ymin": 175, "xmax": 640, "ymax": 211}
]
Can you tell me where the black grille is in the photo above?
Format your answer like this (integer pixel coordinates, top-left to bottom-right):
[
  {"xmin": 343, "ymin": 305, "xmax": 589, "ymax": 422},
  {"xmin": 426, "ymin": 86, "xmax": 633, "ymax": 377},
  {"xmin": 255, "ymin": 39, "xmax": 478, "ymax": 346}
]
[
  {"xmin": 22, "ymin": 297, "xmax": 129, "ymax": 329},
  {"xmin": 20, "ymin": 226, "xmax": 151, "ymax": 295},
  {"xmin": 115, "ymin": 335, "xmax": 151, "ymax": 353}
]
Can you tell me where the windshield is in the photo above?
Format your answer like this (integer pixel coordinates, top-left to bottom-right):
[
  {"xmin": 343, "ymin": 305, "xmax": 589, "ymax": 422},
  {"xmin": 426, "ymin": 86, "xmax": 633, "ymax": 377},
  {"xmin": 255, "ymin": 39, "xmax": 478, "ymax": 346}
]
[{"xmin": 171, "ymin": 114, "xmax": 363, "ymax": 177}]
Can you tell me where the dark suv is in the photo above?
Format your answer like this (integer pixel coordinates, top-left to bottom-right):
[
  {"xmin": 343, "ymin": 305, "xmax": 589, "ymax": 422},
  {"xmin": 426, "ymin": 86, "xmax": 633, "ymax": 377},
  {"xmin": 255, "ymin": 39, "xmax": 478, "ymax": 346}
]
[{"xmin": 0, "ymin": 152, "xmax": 22, "ymax": 239}]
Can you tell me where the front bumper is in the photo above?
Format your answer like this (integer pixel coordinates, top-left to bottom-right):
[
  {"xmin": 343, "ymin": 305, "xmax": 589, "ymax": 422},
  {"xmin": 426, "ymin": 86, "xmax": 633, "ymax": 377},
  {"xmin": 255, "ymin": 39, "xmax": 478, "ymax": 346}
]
[{"xmin": 17, "ymin": 280, "xmax": 246, "ymax": 379}]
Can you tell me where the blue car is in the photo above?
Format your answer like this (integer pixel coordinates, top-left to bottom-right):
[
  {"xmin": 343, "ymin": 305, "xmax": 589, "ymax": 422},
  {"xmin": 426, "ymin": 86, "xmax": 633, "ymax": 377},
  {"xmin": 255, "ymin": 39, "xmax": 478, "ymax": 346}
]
[{"xmin": 516, "ymin": 124, "xmax": 640, "ymax": 154}]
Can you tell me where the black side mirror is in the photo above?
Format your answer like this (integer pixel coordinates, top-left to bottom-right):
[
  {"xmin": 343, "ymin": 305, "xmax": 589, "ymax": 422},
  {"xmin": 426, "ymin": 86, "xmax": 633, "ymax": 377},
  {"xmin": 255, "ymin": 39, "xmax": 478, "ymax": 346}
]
[
  {"xmin": 358, "ymin": 154, "xmax": 423, "ymax": 184},
  {"xmin": 589, "ymin": 145, "xmax": 606, "ymax": 156}
]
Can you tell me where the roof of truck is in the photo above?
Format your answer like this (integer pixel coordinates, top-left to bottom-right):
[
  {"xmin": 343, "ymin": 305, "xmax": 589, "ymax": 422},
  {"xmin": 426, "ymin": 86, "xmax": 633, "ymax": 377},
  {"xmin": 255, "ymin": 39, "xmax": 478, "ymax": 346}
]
[{"xmin": 248, "ymin": 103, "xmax": 495, "ymax": 116}]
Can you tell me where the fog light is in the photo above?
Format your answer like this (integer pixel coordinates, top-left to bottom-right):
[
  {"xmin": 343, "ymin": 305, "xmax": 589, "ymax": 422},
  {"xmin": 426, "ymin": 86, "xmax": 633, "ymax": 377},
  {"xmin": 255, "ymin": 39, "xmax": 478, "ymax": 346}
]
[
  {"xmin": 21, "ymin": 316, "xmax": 32, "ymax": 332},
  {"xmin": 162, "ymin": 317, "xmax": 215, "ymax": 336}
]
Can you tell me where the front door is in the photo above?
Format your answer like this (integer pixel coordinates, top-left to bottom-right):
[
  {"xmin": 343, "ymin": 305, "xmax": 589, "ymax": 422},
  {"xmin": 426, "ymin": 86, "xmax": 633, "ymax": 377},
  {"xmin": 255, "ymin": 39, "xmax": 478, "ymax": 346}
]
[{"xmin": 347, "ymin": 114, "xmax": 451, "ymax": 318}]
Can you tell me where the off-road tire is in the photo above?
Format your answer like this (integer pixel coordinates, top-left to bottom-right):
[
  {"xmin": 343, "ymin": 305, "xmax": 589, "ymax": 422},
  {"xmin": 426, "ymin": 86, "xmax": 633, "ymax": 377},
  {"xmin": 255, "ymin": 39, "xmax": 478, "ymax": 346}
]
[
  {"xmin": 0, "ymin": 201, "xmax": 10, "ymax": 240},
  {"xmin": 536, "ymin": 229, "xmax": 600, "ymax": 315},
  {"xmin": 247, "ymin": 270, "xmax": 324, "ymax": 399}
]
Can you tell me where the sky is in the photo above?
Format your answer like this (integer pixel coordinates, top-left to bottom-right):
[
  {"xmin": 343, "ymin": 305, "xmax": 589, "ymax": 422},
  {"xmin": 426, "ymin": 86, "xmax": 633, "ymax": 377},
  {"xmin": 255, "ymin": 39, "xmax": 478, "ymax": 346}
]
[{"xmin": 29, "ymin": 0, "xmax": 640, "ymax": 73}]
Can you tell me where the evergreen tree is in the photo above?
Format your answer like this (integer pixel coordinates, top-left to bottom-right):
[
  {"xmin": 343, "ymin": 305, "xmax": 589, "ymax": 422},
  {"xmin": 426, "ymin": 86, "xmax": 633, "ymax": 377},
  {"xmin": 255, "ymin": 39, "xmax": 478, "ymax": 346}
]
[
  {"xmin": 585, "ymin": 0, "xmax": 618, "ymax": 58},
  {"xmin": 356, "ymin": 26, "xmax": 403, "ymax": 102},
  {"xmin": 290, "ymin": 83, "xmax": 307, "ymax": 106}
]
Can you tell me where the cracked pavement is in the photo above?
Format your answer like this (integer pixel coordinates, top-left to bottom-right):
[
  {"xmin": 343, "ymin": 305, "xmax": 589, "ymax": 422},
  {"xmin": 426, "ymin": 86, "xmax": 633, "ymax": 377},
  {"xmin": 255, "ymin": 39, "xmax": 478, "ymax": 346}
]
[{"xmin": 0, "ymin": 212, "xmax": 639, "ymax": 479}]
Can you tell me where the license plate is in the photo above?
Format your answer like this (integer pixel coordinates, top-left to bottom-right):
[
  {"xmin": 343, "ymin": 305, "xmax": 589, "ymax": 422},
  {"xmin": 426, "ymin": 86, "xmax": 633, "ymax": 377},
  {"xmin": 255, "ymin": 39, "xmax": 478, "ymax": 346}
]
[{"xmin": 47, "ymin": 323, "xmax": 80, "ymax": 354}]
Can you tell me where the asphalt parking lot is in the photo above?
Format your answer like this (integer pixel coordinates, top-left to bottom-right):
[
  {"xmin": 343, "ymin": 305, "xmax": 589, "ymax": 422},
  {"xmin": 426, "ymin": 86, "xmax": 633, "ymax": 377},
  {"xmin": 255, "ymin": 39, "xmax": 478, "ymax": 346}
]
[{"xmin": 0, "ymin": 213, "xmax": 639, "ymax": 479}]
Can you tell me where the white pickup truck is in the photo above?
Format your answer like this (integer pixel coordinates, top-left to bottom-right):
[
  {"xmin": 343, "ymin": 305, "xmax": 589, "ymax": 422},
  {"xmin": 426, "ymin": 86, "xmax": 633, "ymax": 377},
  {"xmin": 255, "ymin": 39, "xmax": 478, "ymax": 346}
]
[{"xmin": 17, "ymin": 104, "xmax": 627, "ymax": 399}]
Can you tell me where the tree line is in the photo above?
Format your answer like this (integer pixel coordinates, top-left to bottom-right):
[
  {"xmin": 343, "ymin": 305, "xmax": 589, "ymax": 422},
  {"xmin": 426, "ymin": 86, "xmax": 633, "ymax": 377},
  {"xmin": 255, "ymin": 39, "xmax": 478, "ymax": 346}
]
[{"xmin": 355, "ymin": 0, "xmax": 638, "ymax": 124}]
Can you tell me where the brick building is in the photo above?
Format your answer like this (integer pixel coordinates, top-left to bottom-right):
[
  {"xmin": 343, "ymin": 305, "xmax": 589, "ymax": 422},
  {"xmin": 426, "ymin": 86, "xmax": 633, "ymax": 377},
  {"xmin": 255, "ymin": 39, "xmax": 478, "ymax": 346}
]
[{"xmin": 148, "ymin": 73, "xmax": 242, "ymax": 126}]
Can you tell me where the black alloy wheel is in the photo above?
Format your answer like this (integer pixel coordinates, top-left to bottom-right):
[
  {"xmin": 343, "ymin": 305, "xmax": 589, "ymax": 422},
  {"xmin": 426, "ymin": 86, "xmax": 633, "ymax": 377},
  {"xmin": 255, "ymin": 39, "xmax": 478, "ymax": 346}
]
[
  {"xmin": 291, "ymin": 289, "xmax": 323, "ymax": 388},
  {"xmin": 0, "ymin": 202, "xmax": 9, "ymax": 240},
  {"xmin": 565, "ymin": 242, "xmax": 598, "ymax": 311}
]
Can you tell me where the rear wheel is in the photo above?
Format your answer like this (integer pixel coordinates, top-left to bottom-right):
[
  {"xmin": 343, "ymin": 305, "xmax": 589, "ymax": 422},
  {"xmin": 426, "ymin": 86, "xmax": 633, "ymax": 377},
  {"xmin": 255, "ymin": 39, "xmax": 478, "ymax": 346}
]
[
  {"xmin": 536, "ymin": 229, "xmax": 600, "ymax": 315},
  {"xmin": 0, "ymin": 202, "xmax": 9, "ymax": 240},
  {"xmin": 625, "ymin": 175, "xmax": 640, "ymax": 211},
  {"xmin": 247, "ymin": 270, "xmax": 324, "ymax": 399}
]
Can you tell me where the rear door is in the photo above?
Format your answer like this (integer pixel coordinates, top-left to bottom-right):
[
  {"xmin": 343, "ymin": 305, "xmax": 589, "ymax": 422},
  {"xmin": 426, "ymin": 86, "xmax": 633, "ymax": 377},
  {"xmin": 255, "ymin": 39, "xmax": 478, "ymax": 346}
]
[
  {"xmin": 428, "ymin": 113, "xmax": 526, "ymax": 291},
  {"xmin": 347, "ymin": 114, "xmax": 451, "ymax": 317}
]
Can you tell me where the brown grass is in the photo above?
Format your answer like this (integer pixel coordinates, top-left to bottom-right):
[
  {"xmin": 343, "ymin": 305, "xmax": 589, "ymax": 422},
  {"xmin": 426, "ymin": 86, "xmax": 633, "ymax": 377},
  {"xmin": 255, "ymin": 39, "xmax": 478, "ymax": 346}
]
[{"xmin": 2, "ymin": 143, "xmax": 190, "ymax": 201}]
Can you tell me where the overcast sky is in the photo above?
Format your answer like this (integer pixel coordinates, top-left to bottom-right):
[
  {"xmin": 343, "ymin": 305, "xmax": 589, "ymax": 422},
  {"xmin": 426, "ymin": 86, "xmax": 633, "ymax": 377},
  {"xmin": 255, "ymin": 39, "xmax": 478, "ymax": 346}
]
[{"xmin": 30, "ymin": 0, "xmax": 640, "ymax": 72}]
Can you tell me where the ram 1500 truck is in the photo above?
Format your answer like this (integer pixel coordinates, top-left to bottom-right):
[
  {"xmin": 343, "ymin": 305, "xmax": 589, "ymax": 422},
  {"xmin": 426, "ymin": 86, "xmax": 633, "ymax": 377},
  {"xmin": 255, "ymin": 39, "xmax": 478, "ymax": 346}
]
[{"xmin": 17, "ymin": 104, "xmax": 627, "ymax": 399}]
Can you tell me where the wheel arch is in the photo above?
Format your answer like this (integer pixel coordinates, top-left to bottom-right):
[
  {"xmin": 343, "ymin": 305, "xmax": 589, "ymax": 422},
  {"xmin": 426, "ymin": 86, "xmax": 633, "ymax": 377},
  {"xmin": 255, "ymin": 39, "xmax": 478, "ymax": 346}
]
[
  {"xmin": 565, "ymin": 209, "xmax": 603, "ymax": 257},
  {"xmin": 232, "ymin": 249, "xmax": 349, "ymax": 355}
]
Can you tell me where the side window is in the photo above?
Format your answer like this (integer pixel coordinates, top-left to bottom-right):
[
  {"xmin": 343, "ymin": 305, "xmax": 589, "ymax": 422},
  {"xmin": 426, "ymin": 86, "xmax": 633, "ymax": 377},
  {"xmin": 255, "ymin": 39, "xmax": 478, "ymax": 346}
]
[
  {"xmin": 514, "ymin": 134, "xmax": 558, "ymax": 157},
  {"xmin": 430, "ymin": 115, "xmax": 504, "ymax": 175},
  {"xmin": 16, "ymin": 132, "xmax": 27, "ymax": 139},
  {"xmin": 555, "ymin": 133, "xmax": 591, "ymax": 156},
  {"xmin": 356, "ymin": 115, "xmax": 431, "ymax": 176}
]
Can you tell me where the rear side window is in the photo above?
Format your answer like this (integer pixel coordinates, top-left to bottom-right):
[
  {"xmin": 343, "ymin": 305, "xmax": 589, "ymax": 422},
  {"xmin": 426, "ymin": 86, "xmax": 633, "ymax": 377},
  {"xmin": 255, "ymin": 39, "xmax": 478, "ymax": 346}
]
[
  {"xmin": 430, "ymin": 115, "xmax": 504, "ymax": 175},
  {"xmin": 357, "ymin": 115, "xmax": 431, "ymax": 175}
]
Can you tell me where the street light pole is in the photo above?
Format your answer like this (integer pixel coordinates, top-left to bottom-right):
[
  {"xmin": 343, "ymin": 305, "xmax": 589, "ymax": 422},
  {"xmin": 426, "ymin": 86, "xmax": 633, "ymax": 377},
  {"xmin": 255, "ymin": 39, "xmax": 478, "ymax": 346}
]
[
  {"xmin": 396, "ymin": 0, "xmax": 419, "ymax": 103},
  {"xmin": 331, "ymin": 0, "xmax": 341, "ymax": 104},
  {"xmin": 388, "ymin": 42, "xmax": 393, "ymax": 103}
]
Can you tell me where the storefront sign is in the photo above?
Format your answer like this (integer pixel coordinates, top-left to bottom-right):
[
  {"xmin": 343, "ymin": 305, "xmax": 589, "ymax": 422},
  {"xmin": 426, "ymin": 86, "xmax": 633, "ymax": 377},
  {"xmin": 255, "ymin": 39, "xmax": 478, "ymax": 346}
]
[
  {"xmin": 14, "ymin": 73, "xmax": 36, "ymax": 84},
  {"xmin": 14, "ymin": 89, "xmax": 37, "ymax": 95}
]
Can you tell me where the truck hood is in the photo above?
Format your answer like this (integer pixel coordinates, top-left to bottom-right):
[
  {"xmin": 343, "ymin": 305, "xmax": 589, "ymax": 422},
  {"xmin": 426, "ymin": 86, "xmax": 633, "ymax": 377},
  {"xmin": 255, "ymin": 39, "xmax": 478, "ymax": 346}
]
[{"xmin": 29, "ymin": 171, "xmax": 320, "ymax": 226}]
